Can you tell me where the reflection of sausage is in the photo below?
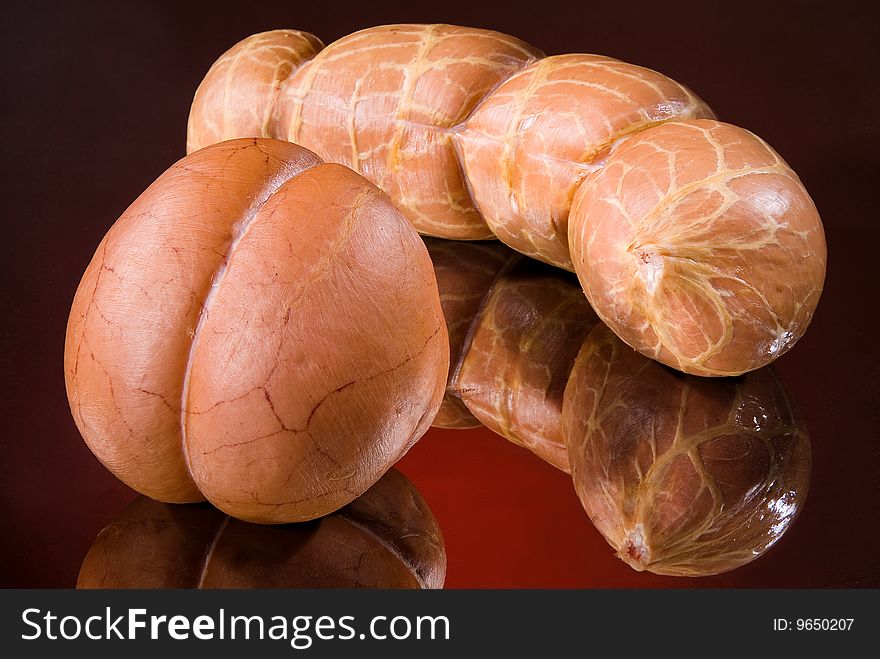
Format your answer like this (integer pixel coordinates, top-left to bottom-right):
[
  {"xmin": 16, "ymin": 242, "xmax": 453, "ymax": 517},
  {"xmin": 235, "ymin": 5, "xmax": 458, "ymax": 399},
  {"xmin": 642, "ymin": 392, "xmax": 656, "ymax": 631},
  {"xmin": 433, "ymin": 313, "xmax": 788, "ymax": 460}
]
[
  {"xmin": 563, "ymin": 324, "xmax": 811, "ymax": 576},
  {"xmin": 429, "ymin": 241, "xmax": 810, "ymax": 575},
  {"xmin": 187, "ymin": 24, "xmax": 826, "ymax": 377},
  {"xmin": 427, "ymin": 238, "xmax": 599, "ymax": 472},
  {"xmin": 77, "ymin": 469, "xmax": 445, "ymax": 589},
  {"xmin": 64, "ymin": 138, "xmax": 448, "ymax": 524}
]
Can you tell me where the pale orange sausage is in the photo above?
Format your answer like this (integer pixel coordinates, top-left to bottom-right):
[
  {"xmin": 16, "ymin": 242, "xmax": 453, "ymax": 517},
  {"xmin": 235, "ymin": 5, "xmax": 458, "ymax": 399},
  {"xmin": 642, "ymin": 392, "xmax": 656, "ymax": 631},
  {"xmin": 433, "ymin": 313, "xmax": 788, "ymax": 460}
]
[
  {"xmin": 64, "ymin": 138, "xmax": 448, "ymax": 523},
  {"xmin": 187, "ymin": 24, "xmax": 826, "ymax": 377}
]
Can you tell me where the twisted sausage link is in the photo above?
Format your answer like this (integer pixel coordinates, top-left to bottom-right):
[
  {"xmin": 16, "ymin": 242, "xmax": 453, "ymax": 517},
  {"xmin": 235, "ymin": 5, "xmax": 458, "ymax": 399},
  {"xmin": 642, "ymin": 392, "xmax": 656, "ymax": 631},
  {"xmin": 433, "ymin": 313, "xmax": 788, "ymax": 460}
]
[{"xmin": 188, "ymin": 24, "xmax": 826, "ymax": 376}]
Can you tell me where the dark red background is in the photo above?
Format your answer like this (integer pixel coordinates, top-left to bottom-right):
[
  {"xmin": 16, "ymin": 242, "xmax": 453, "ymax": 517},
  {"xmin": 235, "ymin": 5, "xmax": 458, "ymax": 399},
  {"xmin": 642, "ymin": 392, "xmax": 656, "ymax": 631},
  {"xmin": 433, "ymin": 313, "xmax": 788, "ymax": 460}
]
[{"xmin": 1, "ymin": 0, "xmax": 877, "ymax": 587}]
